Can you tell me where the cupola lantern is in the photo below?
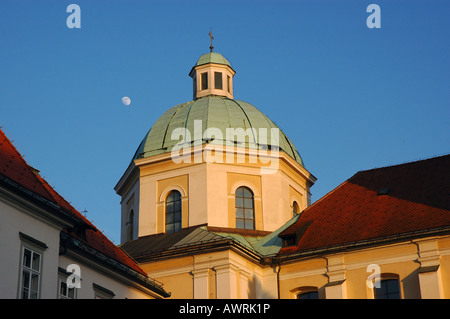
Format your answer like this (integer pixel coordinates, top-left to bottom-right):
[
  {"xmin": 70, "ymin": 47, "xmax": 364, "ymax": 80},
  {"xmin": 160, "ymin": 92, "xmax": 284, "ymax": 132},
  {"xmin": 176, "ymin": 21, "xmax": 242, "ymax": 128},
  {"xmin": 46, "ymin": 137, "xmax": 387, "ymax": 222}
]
[{"xmin": 189, "ymin": 32, "xmax": 235, "ymax": 100}]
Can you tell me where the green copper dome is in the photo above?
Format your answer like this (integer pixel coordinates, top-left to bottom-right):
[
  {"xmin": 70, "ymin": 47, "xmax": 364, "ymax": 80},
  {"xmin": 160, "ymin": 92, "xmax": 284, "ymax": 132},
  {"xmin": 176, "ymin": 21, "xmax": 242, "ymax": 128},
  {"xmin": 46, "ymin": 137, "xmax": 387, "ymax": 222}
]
[
  {"xmin": 133, "ymin": 96, "xmax": 304, "ymax": 167},
  {"xmin": 195, "ymin": 52, "xmax": 232, "ymax": 68}
]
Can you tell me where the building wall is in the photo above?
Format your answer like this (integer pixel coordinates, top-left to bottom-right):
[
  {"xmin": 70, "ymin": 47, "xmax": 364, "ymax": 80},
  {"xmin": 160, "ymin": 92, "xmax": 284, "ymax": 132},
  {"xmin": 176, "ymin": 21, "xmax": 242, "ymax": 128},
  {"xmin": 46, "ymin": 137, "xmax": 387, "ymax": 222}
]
[
  {"xmin": 140, "ymin": 255, "xmax": 195, "ymax": 299},
  {"xmin": 117, "ymin": 141, "xmax": 448, "ymax": 300},
  {"xmin": 125, "ymin": 233, "xmax": 450, "ymax": 299},
  {"xmin": 138, "ymin": 250, "xmax": 280, "ymax": 299},
  {"xmin": 120, "ymin": 178, "xmax": 140, "ymax": 243},
  {"xmin": 278, "ymin": 236, "xmax": 450, "ymax": 299},
  {"xmin": 0, "ymin": 188, "xmax": 163, "ymax": 299},
  {"xmin": 58, "ymin": 255, "xmax": 159, "ymax": 299},
  {"xmin": 0, "ymin": 193, "xmax": 64, "ymax": 298}
]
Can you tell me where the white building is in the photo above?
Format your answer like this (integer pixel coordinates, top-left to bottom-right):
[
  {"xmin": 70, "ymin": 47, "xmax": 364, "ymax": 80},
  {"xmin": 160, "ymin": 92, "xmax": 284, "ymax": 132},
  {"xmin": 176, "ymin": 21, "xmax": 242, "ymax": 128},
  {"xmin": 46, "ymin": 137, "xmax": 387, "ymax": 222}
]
[{"xmin": 0, "ymin": 127, "xmax": 170, "ymax": 299}]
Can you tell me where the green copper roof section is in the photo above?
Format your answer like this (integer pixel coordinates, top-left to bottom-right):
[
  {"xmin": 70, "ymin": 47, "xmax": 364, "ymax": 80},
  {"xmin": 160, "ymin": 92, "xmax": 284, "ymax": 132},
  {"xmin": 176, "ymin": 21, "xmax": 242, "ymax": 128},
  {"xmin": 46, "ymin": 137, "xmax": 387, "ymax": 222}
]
[
  {"xmin": 121, "ymin": 216, "xmax": 303, "ymax": 261},
  {"xmin": 195, "ymin": 52, "xmax": 232, "ymax": 68},
  {"xmin": 198, "ymin": 214, "xmax": 301, "ymax": 257},
  {"xmin": 208, "ymin": 214, "xmax": 302, "ymax": 257},
  {"xmin": 251, "ymin": 214, "xmax": 301, "ymax": 256},
  {"xmin": 133, "ymin": 96, "xmax": 304, "ymax": 167}
]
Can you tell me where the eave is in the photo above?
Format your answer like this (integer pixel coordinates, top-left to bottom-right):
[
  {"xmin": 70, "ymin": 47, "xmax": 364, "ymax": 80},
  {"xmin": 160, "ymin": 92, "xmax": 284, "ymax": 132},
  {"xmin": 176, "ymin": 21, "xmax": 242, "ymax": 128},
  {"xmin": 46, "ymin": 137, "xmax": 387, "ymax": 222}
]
[
  {"xmin": 0, "ymin": 174, "xmax": 80, "ymax": 228},
  {"xmin": 60, "ymin": 232, "xmax": 171, "ymax": 298},
  {"xmin": 275, "ymin": 226, "xmax": 450, "ymax": 264}
]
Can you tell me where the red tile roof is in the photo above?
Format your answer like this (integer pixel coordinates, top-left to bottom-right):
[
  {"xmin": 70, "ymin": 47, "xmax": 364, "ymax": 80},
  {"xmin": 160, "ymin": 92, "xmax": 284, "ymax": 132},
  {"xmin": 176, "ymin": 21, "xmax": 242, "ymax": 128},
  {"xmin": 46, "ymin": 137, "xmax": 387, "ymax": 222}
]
[
  {"xmin": 0, "ymin": 129, "xmax": 55, "ymax": 203},
  {"xmin": 279, "ymin": 155, "xmax": 450, "ymax": 255},
  {"xmin": 0, "ymin": 128, "xmax": 147, "ymax": 277}
]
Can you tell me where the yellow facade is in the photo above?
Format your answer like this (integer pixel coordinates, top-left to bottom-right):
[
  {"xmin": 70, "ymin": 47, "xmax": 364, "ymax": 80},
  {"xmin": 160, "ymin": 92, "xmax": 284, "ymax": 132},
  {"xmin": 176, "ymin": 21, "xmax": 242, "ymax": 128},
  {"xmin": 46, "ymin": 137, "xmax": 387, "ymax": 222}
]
[
  {"xmin": 116, "ymin": 50, "xmax": 449, "ymax": 299},
  {"xmin": 117, "ymin": 140, "xmax": 449, "ymax": 299},
  {"xmin": 278, "ymin": 236, "xmax": 450, "ymax": 299},
  {"xmin": 135, "ymin": 234, "xmax": 450, "ymax": 299}
]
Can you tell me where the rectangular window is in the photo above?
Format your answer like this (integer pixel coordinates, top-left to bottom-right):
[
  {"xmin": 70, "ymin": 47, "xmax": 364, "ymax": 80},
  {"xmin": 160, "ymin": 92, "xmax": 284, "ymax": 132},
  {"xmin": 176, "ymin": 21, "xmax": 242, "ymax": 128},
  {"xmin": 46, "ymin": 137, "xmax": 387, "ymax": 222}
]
[
  {"xmin": 201, "ymin": 72, "xmax": 208, "ymax": 90},
  {"xmin": 93, "ymin": 283, "xmax": 115, "ymax": 299},
  {"xmin": 58, "ymin": 267, "xmax": 77, "ymax": 299},
  {"xmin": 214, "ymin": 72, "xmax": 223, "ymax": 89},
  {"xmin": 227, "ymin": 75, "xmax": 231, "ymax": 93},
  {"xmin": 59, "ymin": 278, "xmax": 76, "ymax": 299},
  {"xmin": 20, "ymin": 247, "xmax": 41, "ymax": 299},
  {"xmin": 18, "ymin": 233, "xmax": 47, "ymax": 299}
]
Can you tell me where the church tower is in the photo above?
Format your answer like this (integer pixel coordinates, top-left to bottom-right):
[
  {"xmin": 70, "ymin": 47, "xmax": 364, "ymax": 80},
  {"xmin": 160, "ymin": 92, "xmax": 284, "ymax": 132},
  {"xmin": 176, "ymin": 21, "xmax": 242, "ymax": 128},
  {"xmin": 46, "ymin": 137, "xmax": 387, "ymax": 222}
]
[{"xmin": 115, "ymin": 43, "xmax": 316, "ymax": 244}]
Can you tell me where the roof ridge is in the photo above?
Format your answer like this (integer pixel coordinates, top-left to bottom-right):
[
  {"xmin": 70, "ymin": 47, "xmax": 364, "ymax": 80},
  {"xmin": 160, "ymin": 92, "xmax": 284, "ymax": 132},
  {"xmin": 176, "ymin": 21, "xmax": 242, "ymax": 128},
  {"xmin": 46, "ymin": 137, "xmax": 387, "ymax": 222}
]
[
  {"xmin": 307, "ymin": 179, "xmax": 350, "ymax": 211},
  {"xmin": 356, "ymin": 153, "xmax": 450, "ymax": 174},
  {"xmin": 206, "ymin": 225, "xmax": 271, "ymax": 237},
  {"xmin": 278, "ymin": 154, "xmax": 450, "ymax": 256},
  {"xmin": 162, "ymin": 101, "xmax": 190, "ymax": 149}
]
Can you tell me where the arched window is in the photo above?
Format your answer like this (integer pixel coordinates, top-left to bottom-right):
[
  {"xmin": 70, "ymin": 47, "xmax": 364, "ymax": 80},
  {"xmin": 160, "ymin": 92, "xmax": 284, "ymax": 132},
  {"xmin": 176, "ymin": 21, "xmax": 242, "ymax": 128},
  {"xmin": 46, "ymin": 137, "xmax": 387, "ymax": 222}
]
[
  {"xmin": 235, "ymin": 186, "xmax": 255, "ymax": 230},
  {"xmin": 294, "ymin": 287, "xmax": 319, "ymax": 299},
  {"xmin": 293, "ymin": 201, "xmax": 300, "ymax": 217},
  {"xmin": 166, "ymin": 190, "xmax": 182, "ymax": 234},
  {"xmin": 126, "ymin": 210, "xmax": 134, "ymax": 241},
  {"xmin": 374, "ymin": 277, "xmax": 401, "ymax": 299}
]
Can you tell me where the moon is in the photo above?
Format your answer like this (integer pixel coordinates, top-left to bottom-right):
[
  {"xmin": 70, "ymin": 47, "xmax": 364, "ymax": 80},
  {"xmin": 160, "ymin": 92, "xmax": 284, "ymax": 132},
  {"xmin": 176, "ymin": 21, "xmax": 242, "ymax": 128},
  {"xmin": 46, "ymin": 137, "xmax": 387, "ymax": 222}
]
[{"xmin": 122, "ymin": 96, "xmax": 131, "ymax": 106}]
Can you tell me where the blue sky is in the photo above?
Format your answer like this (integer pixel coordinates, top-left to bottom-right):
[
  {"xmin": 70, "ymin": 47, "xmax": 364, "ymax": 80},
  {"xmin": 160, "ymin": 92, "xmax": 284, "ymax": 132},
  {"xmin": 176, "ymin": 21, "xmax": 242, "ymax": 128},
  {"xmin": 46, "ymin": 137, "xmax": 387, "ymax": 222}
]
[{"xmin": 1, "ymin": 0, "xmax": 449, "ymax": 244}]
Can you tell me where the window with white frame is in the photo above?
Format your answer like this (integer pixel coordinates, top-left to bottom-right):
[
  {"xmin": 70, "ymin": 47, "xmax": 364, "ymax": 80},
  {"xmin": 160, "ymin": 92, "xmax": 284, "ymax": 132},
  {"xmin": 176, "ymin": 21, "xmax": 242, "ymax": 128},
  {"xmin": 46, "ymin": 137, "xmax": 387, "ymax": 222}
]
[
  {"xmin": 58, "ymin": 278, "xmax": 76, "ymax": 299},
  {"xmin": 58, "ymin": 267, "xmax": 77, "ymax": 299},
  {"xmin": 19, "ymin": 246, "xmax": 42, "ymax": 299},
  {"xmin": 18, "ymin": 233, "xmax": 47, "ymax": 299},
  {"xmin": 93, "ymin": 283, "xmax": 115, "ymax": 299}
]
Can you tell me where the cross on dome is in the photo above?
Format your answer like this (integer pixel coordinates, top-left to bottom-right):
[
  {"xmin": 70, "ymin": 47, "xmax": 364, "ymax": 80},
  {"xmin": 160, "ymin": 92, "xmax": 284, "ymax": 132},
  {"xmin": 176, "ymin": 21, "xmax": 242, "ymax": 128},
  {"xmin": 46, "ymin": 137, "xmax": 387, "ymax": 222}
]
[
  {"xmin": 209, "ymin": 29, "xmax": 214, "ymax": 52},
  {"xmin": 189, "ymin": 36, "xmax": 235, "ymax": 100}
]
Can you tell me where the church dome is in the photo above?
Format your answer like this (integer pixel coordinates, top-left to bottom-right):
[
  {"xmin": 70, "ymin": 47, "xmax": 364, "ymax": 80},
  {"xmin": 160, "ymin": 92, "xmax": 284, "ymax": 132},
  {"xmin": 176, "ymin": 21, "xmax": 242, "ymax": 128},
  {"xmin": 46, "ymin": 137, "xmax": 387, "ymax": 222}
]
[
  {"xmin": 133, "ymin": 95, "xmax": 304, "ymax": 167},
  {"xmin": 117, "ymin": 46, "xmax": 316, "ymax": 244}
]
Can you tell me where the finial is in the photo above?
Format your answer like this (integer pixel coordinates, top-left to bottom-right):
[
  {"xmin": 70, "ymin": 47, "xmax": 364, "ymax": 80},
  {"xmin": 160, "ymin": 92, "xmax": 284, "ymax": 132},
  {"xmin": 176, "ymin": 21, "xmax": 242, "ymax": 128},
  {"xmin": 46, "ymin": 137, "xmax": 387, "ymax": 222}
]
[{"xmin": 209, "ymin": 28, "xmax": 214, "ymax": 52}]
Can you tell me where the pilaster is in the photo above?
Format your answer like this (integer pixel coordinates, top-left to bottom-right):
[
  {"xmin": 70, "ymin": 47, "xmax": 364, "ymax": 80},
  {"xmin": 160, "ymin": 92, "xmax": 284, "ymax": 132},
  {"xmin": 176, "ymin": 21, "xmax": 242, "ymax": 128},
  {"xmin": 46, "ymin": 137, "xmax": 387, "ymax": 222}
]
[
  {"xmin": 191, "ymin": 268, "xmax": 210, "ymax": 299},
  {"xmin": 214, "ymin": 264, "xmax": 239, "ymax": 299},
  {"xmin": 416, "ymin": 239, "xmax": 444, "ymax": 299},
  {"xmin": 239, "ymin": 269, "xmax": 251, "ymax": 299},
  {"xmin": 324, "ymin": 255, "xmax": 347, "ymax": 299}
]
